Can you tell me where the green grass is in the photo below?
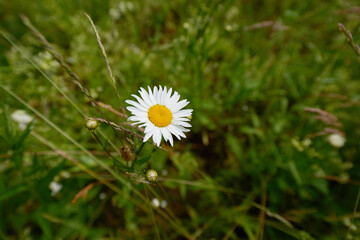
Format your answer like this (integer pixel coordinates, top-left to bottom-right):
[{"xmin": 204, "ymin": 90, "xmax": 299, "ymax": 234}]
[{"xmin": 0, "ymin": 0, "xmax": 360, "ymax": 239}]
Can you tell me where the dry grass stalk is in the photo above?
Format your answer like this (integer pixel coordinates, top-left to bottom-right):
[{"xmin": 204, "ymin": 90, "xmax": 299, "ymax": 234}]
[
  {"xmin": 338, "ymin": 23, "xmax": 360, "ymax": 59},
  {"xmin": 304, "ymin": 107, "xmax": 342, "ymax": 127},
  {"xmin": 84, "ymin": 13, "xmax": 122, "ymax": 103}
]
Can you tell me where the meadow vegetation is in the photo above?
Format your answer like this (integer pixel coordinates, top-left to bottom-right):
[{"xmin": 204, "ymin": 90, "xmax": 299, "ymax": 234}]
[{"xmin": 0, "ymin": 0, "xmax": 360, "ymax": 239}]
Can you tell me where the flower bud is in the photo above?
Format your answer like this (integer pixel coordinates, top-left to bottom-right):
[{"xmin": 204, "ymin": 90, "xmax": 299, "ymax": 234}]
[
  {"xmin": 85, "ymin": 119, "xmax": 98, "ymax": 130},
  {"xmin": 327, "ymin": 133, "xmax": 346, "ymax": 148},
  {"xmin": 120, "ymin": 145, "xmax": 135, "ymax": 162},
  {"xmin": 145, "ymin": 169, "xmax": 158, "ymax": 182}
]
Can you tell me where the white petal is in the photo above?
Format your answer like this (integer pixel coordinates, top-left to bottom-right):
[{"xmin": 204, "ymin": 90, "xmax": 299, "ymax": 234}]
[
  {"xmin": 157, "ymin": 86, "xmax": 163, "ymax": 103},
  {"xmin": 167, "ymin": 124, "xmax": 181, "ymax": 140},
  {"xmin": 125, "ymin": 100, "xmax": 148, "ymax": 112},
  {"xmin": 161, "ymin": 86, "xmax": 168, "ymax": 105},
  {"xmin": 128, "ymin": 116, "xmax": 147, "ymax": 123},
  {"xmin": 160, "ymin": 127, "xmax": 169, "ymax": 142},
  {"xmin": 170, "ymin": 124, "xmax": 186, "ymax": 138},
  {"xmin": 144, "ymin": 123, "xmax": 156, "ymax": 134},
  {"xmin": 164, "ymin": 87, "xmax": 172, "ymax": 104},
  {"xmin": 152, "ymin": 128, "xmax": 162, "ymax": 146},
  {"xmin": 163, "ymin": 127, "xmax": 173, "ymax": 146},
  {"xmin": 139, "ymin": 121, "xmax": 151, "ymax": 128},
  {"xmin": 126, "ymin": 107, "xmax": 147, "ymax": 116},
  {"xmin": 131, "ymin": 94, "xmax": 150, "ymax": 109},
  {"xmin": 172, "ymin": 120, "xmax": 192, "ymax": 128},
  {"xmin": 173, "ymin": 109, "xmax": 193, "ymax": 118},
  {"xmin": 143, "ymin": 132, "xmax": 152, "ymax": 142},
  {"xmin": 170, "ymin": 99, "xmax": 189, "ymax": 112},
  {"xmin": 153, "ymin": 86, "xmax": 159, "ymax": 103},
  {"xmin": 172, "ymin": 117, "xmax": 191, "ymax": 122},
  {"xmin": 176, "ymin": 125, "xmax": 190, "ymax": 133},
  {"xmin": 139, "ymin": 88, "xmax": 153, "ymax": 106},
  {"xmin": 166, "ymin": 92, "xmax": 180, "ymax": 109},
  {"xmin": 147, "ymin": 86, "xmax": 157, "ymax": 105}
]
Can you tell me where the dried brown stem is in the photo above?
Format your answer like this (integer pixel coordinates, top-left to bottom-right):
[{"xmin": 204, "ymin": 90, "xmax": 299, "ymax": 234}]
[
  {"xmin": 97, "ymin": 101, "xmax": 128, "ymax": 118},
  {"xmin": 87, "ymin": 117, "xmax": 166, "ymax": 150},
  {"xmin": 308, "ymin": 127, "xmax": 344, "ymax": 138},
  {"xmin": 338, "ymin": 23, "xmax": 360, "ymax": 58},
  {"xmin": 304, "ymin": 107, "xmax": 342, "ymax": 128},
  {"xmin": 84, "ymin": 13, "xmax": 122, "ymax": 103}
]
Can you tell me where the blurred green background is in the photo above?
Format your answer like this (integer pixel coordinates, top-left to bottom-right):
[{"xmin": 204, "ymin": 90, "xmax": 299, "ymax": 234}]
[{"xmin": 0, "ymin": 0, "xmax": 360, "ymax": 239}]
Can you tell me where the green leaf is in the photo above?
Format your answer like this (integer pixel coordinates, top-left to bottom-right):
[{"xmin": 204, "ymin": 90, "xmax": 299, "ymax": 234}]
[
  {"xmin": 13, "ymin": 120, "xmax": 34, "ymax": 148},
  {"xmin": 1, "ymin": 104, "xmax": 14, "ymax": 141},
  {"xmin": 226, "ymin": 134, "xmax": 242, "ymax": 159},
  {"xmin": 0, "ymin": 184, "xmax": 28, "ymax": 202},
  {"xmin": 288, "ymin": 161, "xmax": 302, "ymax": 185},
  {"xmin": 240, "ymin": 126, "xmax": 264, "ymax": 138},
  {"xmin": 36, "ymin": 160, "xmax": 66, "ymax": 203},
  {"xmin": 35, "ymin": 211, "xmax": 52, "ymax": 239},
  {"xmin": 112, "ymin": 159, "xmax": 127, "ymax": 171},
  {"xmin": 311, "ymin": 178, "xmax": 328, "ymax": 194},
  {"xmin": 135, "ymin": 155, "xmax": 152, "ymax": 165}
]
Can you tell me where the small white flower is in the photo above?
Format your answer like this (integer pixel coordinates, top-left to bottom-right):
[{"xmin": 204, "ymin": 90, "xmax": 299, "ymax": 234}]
[
  {"xmin": 11, "ymin": 110, "xmax": 34, "ymax": 130},
  {"xmin": 161, "ymin": 169, "xmax": 168, "ymax": 176},
  {"xmin": 152, "ymin": 198, "xmax": 160, "ymax": 208},
  {"xmin": 126, "ymin": 86, "xmax": 193, "ymax": 146},
  {"xmin": 160, "ymin": 200, "xmax": 168, "ymax": 208},
  {"xmin": 60, "ymin": 171, "xmax": 71, "ymax": 179},
  {"xmin": 99, "ymin": 192, "xmax": 107, "ymax": 200},
  {"xmin": 327, "ymin": 133, "xmax": 346, "ymax": 148},
  {"xmin": 49, "ymin": 181, "xmax": 62, "ymax": 196}
]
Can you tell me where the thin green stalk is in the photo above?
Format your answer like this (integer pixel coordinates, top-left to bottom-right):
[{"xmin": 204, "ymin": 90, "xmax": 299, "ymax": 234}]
[
  {"xmin": 346, "ymin": 186, "xmax": 360, "ymax": 239},
  {"xmin": 91, "ymin": 131, "xmax": 126, "ymax": 170},
  {"xmin": 147, "ymin": 183, "xmax": 181, "ymax": 226},
  {"xmin": 145, "ymin": 184, "xmax": 161, "ymax": 240},
  {"xmin": 131, "ymin": 141, "xmax": 146, "ymax": 171}
]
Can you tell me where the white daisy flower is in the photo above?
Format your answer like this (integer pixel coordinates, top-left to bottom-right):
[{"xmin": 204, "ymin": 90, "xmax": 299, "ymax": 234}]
[{"xmin": 126, "ymin": 86, "xmax": 193, "ymax": 146}]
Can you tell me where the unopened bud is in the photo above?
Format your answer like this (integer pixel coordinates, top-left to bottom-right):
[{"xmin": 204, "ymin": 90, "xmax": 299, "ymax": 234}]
[
  {"xmin": 120, "ymin": 145, "xmax": 135, "ymax": 162},
  {"xmin": 86, "ymin": 119, "xmax": 98, "ymax": 130},
  {"xmin": 145, "ymin": 169, "xmax": 158, "ymax": 182}
]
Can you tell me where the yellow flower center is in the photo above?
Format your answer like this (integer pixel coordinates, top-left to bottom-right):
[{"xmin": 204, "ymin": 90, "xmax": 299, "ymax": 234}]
[{"xmin": 148, "ymin": 104, "xmax": 172, "ymax": 127}]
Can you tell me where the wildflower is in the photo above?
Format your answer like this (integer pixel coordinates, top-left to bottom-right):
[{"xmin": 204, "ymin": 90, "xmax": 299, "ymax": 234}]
[
  {"xmin": 126, "ymin": 86, "xmax": 193, "ymax": 146},
  {"xmin": 49, "ymin": 181, "xmax": 62, "ymax": 196},
  {"xmin": 160, "ymin": 199, "xmax": 168, "ymax": 208},
  {"xmin": 145, "ymin": 169, "xmax": 158, "ymax": 182},
  {"xmin": 151, "ymin": 198, "xmax": 168, "ymax": 208},
  {"xmin": 327, "ymin": 133, "xmax": 346, "ymax": 148},
  {"xmin": 152, "ymin": 198, "xmax": 160, "ymax": 208},
  {"xmin": 11, "ymin": 110, "xmax": 33, "ymax": 130},
  {"xmin": 99, "ymin": 192, "xmax": 106, "ymax": 200}
]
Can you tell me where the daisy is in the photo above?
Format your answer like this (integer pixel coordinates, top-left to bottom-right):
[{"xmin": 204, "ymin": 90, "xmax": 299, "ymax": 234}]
[{"xmin": 126, "ymin": 86, "xmax": 193, "ymax": 146}]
